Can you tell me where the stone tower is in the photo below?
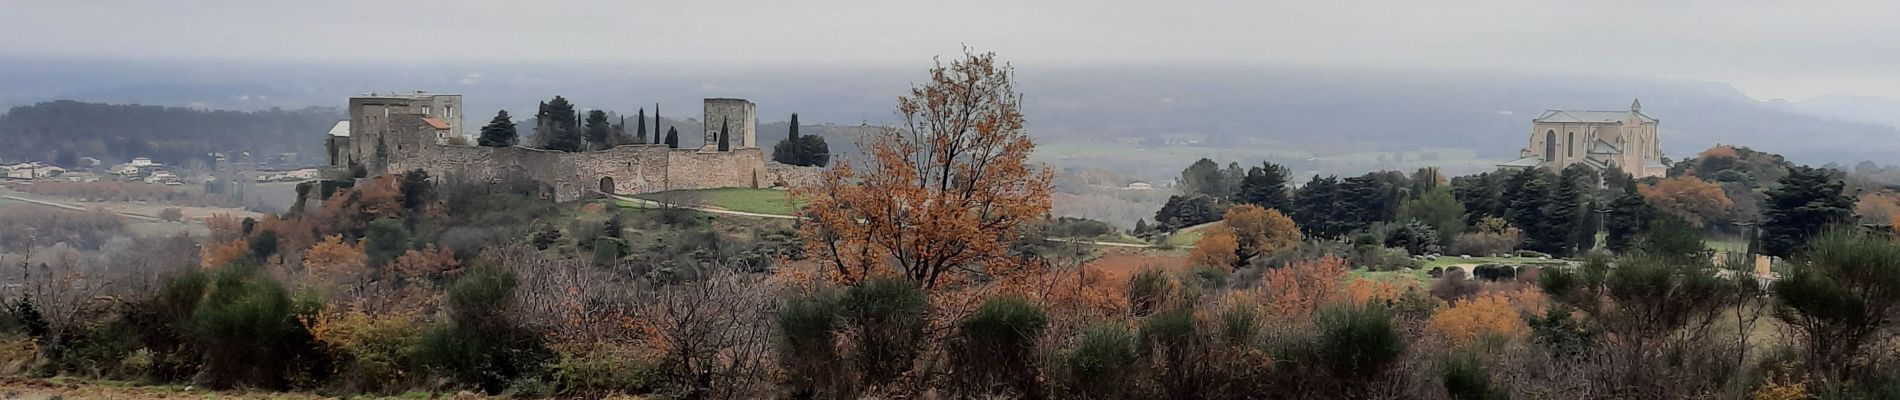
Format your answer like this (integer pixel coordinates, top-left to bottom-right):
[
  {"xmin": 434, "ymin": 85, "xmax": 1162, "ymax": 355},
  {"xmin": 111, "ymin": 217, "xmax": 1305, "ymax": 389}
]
[{"xmin": 701, "ymin": 98, "xmax": 756, "ymax": 151}]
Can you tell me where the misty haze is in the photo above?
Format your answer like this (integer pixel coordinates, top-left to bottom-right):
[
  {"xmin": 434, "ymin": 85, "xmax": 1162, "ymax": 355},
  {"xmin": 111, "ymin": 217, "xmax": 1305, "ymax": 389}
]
[{"xmin": 3, "ymin": 2, "xmax": 1899, "ymax": 399}]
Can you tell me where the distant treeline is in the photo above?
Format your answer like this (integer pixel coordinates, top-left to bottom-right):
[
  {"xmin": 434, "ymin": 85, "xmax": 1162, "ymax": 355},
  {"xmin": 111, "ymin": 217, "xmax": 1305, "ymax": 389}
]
[{"xmin": 0, "ymin": 100, "xmax": 340, "ymax": 166}]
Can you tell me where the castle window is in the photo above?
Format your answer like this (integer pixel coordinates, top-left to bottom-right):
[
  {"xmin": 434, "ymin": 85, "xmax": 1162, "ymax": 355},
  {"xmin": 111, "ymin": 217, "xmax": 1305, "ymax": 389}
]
[{"xmin": 1567, "ymin": 132, "xmax": 1575, "ymax": 158}]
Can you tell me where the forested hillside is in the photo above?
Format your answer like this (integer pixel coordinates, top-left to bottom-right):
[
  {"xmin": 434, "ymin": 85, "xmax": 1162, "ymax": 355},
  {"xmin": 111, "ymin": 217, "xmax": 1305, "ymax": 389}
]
[{"xmin": 0, "ymin": 100, "xmax": 340, "ymax": 166}]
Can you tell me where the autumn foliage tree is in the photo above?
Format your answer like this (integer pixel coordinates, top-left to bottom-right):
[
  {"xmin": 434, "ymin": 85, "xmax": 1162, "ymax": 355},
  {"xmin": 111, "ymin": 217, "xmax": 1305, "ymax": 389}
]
[
  {"xmin": 1638, "ymin": 176, "xmax": 1733, "ymax": 229},
  {"xmin": 1190, "ymin": 204, "xmax": 1301, "ymax": 269},
  {"xmin": 797, "ymin": 49, "xmax": 1052, "ymax": 289}
]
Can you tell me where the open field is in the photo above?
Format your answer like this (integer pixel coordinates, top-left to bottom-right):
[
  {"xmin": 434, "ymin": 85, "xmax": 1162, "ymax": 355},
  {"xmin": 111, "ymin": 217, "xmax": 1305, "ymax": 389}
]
[{"xmin": 634, "ymin": 188, "xmax": 799, "ymax": 215}]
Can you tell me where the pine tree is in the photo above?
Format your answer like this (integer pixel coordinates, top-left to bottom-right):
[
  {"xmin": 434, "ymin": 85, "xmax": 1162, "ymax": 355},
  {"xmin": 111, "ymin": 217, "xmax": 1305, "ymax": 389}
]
[
  {"xmin": 1541, "ymin": 165, "xmax": 1591, "ymax": 256},
  {"xmin": 1237, "ymin": 161, "xmax": 1292, "ymax": 211},
  {"xmin": 1292, "ymin": 175, "xmax": 1343, "ymax": 238},
  {"xmin": 584, "ymin": 109, "xmax": 612, "ymax": 150},
  {"xmin": 1604, "ymin": 179, "xmax": 1651, "ymax": 253},
  {"xmin": 664, "ymin": 126, "xmax": 679, "ymax": 148},
  {"xmin": 1503, "ymin": 169, "xmax": 1554, "ymax": 253},
  {"xmin": 718, "ymin": 118, "xmax": 731, "ymax": 151},
  {"xmin": 1761, "ymin": 166, "xmax": 1854, "ymax": 257},
  {"xmin": 635, "ymin": 108, "xmax": 648, "ymax": 144},
  {"xmin": 538, "ymin": 96, "xmax": 583, "ymax": 152},
  {"xmin": 477, "ymin": 110, "xmax": 517, "ymax": 147}
]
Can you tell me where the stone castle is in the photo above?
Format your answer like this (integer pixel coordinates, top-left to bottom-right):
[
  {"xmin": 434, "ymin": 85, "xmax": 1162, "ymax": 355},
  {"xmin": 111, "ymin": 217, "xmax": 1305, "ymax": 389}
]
[
  {"xmin": 1497, "ymin": 99, "xmax": 1666, "ymax": 178},
  {"xmin": 323, "ymin": 91, "xmax": 811, "ymax": 202}
]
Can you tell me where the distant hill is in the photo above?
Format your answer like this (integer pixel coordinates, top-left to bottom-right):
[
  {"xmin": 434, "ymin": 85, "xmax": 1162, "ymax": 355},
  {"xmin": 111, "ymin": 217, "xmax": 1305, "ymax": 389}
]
[
  {"xmin": 3, "ymin": 57, "xmax": 1896, "ymax": 174},
  {"xmin": 1787, "ymin": 94, "xmax": 1900, "ymax": 129},
  {"xmin": 0, "ymin": 100, "xmax": 341, "ymax": 166}
]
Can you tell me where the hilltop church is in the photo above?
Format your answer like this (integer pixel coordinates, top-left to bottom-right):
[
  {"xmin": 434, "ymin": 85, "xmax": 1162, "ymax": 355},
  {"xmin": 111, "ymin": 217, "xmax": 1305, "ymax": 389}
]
[{"xmin": 1497, "ymin": 99, "xmax": 1666, "ymax": 178}]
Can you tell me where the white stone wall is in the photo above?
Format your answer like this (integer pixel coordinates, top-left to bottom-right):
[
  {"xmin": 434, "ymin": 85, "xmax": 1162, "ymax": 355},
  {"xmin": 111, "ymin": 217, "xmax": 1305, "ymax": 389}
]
[{"xmin": 702, "ymin": 99, "xmax": 756, "ymax": 149}]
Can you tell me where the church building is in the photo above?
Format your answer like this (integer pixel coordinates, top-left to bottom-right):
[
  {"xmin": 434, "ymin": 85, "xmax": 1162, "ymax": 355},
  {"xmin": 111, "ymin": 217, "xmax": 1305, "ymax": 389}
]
[{"xmin": 1497, "ymin": 99, "xmax": 1665, "ymax": 178}]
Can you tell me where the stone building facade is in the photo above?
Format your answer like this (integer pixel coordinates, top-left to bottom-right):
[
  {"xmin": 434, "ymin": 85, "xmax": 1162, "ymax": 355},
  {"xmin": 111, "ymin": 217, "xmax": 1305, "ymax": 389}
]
[
  {"xmin": 1497, "ymin": 99, "xmax": 1666, "ymax": 178},
  {"xmin": 701, "ymin": 98, "xmax": 757, "ymax": 150},
  {"xmin": 325, "ymin": 94, "xmax": 815, "ymax": 203}
]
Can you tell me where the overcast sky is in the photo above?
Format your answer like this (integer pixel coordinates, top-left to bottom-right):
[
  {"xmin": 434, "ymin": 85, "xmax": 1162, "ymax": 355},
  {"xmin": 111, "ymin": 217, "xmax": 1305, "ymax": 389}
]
[{"xmin": 6, "ymin": 0, "xmax": 1900, "ymax": 101}]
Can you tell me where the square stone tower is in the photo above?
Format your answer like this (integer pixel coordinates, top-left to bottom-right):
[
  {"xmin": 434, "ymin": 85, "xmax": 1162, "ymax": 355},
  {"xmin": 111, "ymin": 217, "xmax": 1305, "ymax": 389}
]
[{"xmin": 702, "ymin": 98, "xmax": 756, "ymax": 150}]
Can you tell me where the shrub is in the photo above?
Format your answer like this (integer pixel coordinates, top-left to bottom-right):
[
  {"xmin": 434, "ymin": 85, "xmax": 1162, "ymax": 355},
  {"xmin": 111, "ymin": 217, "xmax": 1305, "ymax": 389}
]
[
  {"xmin": 1351, "ymin": 245, "xmax": 1420, "ymax": 271},
  {"xmin": 547, "ymin": 344, "xmax": 658, "ymax": 396},
  {"xmin": 418, "ymin": 264, "xmax": 548, "ymax": 394},
  {"xmin": 1428, "ymin": 293, "xmax": 1529, "ymax": 346},
  {"xmin": 364, "ymin": 218, "xmax": 411, "ymax": 267},
  {"xmin": 1315, "ymin": 303, "xmax": 1405, "ymax": 382},
  {"xmin": 0, "ymin": 297, "xmax": 49, "ymax": 338},
  {"xmin": 1217, "ymin": 301, "xmax": 1260, "ymax": 344},
  {"xmin": 1774, "ymin": 228, "xmax": 1900, "ymax": 375},
  {"xmin": 1441, "ymin": 353, "xmax": 1502, "ymax": 400},
  {"xmin": 159, "ymin": 208, "xmax": 185, "ymax": 222},
  {"xmin": 775, "ymin": 287, "xmax": 845, "ymax": 396},
  {"xmin": 188, "ymin": 264, "xmax": 323, "ymax": 389},
  {"xmin": 1061, "ymin": 323, "xmax": 1137, "ymax": 397},
  {"xmin": 1128, "ymin": 267, "xmax": 1175, "ymax": 316},
  {"xmin": 1383, "ymin": 220, "xmax": 1443, "ymax": 255},
  {"xmin": 1449, "ymin": 232, "xmax": 1518, "ymax": 257},
  {"xmin": 1141, "ymin": 307, "xmax": 1205, "ymax": 397},
  {"xmin": 951, "ymin": 295, "xmax": 1048, "ymax": 397},
  {"xmin": 840, "ymin": 277, "xmax": 928, "ymax": 385},
  {"xmin": 306, "ymin": 308, "xmax": 424, "ymax": 394},
  {"xmin": 1471, "ymin": 264, "xmax": 1516, "ymax": 281}
]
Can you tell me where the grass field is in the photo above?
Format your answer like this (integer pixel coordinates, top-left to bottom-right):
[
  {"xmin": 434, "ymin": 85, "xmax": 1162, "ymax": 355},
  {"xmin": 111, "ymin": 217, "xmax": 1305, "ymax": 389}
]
[{"xmin": 636, "ymin": 188, "xmax": 801, "ymax": 215}]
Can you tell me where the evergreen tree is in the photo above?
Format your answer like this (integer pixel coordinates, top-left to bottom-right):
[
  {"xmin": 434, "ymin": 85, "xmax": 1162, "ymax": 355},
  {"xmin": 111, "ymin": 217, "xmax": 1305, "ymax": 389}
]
[
  {"xmin": 1180, "ymin": 158, "xmax": 1229, "ymax": 200},
  {"xmin": 537, "ymin": 96, "xmax": 583, "ymax": 152},
  {"xmin": 774, "ymin": 113, "xmax": 805, "ymax": 164},
  {"xmin": 664, "ymin": 126, "xmax": 679, "ymax": 148},
  {"xmin": 635, "ymin": 108, "xmax": 648, "ymax": 144},
  {"xmin": 1237, "ymin": 161, "xmax": 1292, "ymax": 212},
  {"xmin": 477, "ymin": 110, "xmax": 517, "ymax": 147},
  {"xmin": 653, "ymin": 104, "xmax": 664, "ymax": 145},
  {"xmin": 1153, "ymin": 194, "xmax": 1223, "ymax": 231},
  {"xmin": 1761, "ymin": 166, "xmax": 1854, "ymax": 257},
  {"xmin": 718, "ymin": 118, "xmax": 731, "ymax": 151},
  {"xmin": 1450, "ymin": 172, "xmax": 1506, "ymax": 226},
  {"xmin": 1133, "ymin": 218, "xmax": 1150, "ymax": 234},
  {"xmin": 1604, "ymin": 179, "xmax": 1651, "ymax": 253},
  {"xmin": 1541, "ymin": 165, "xmax": 1591, "ymax": 257},
  {"xmin": 584, "ymin": 109, "xmax": 612, "ymax": 150},
  {"xmin": 798, "ymin": 135, "xmax": 831, "ymax": 167},
  {"xmin": 1503, "ymin": 169, "xmax": 1555, "ymax": 253},
  {"xmin": 1292, "ymin": 175, "xmax": 1344, "ymax": 238},
  {"xmin": 1397, "ymin": 187, "xmax": 1466, "ymax": 247},
  {"xmin": 1574, "ymin": 199, "xmax": 1602, "ymax": 253}
]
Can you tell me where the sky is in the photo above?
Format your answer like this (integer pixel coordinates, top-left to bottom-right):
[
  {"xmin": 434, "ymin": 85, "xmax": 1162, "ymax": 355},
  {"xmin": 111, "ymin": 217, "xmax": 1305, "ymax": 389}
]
[{"xmin": 6, "ymin": 0, "xmax": 1900, "ymax": 101}]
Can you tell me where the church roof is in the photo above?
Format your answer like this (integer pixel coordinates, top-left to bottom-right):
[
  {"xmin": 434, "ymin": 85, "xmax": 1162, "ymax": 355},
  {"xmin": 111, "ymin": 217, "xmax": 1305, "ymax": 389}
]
[
  {"xmin": 1587, "ymin": 139, "xmax": 1621, "ymax": 154},
  {"xmin": 1534, "ymin": 110, "xmax": 1658, "ymax": 124},
  {"xmin": 327, "ymin": 121, "xmax": 350, "ymax": 137},
  {"xmin": 1497, "ymin": 156, "xmax": 1542, "ymax": 167}
]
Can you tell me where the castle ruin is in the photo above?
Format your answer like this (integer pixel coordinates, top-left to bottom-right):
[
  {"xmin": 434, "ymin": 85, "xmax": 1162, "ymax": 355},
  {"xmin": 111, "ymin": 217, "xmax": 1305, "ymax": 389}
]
[{"xmin": 323, "ymin": 92, "xmax": 812, "ymax": 202}]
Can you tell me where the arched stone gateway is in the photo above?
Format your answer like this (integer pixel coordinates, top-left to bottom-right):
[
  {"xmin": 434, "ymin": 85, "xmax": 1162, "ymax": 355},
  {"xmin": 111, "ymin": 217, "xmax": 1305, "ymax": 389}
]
[{"xmin": 599, "ymin": 177, "xmax": 616, "ymax": 195}]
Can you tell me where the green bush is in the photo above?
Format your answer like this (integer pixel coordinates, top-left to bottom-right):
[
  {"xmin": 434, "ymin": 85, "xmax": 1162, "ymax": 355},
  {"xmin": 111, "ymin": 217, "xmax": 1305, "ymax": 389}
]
[
  {"xmin": 1315, "ymin": 303, "xmax": 1405, "ymax": 382},
  {"xmin": 419, "ymin": 264, "xmax": 549, "ymax": 394},
  {"xmin": 1217, "ymin": 302, "xmax": 1259, "ymax": 344},
  {"xmin": 1383, "ymin": 220, "xmax": 1443, "ymax": 256},
  {"xmin": 1441, "ymin": 353, "xmax": 1502, "ymax": 400},
  {"xmin": 775, "ymin": 287, "xmax": 844, "ymax": 396},
  {"xmin": 1141, "ymin": 307, "xmax": 1205, "ymax": 398},
  {"xmin": 841, "ymin": 277, "xmax": 928, "ymax": 386},
  {"xmin": 951, "ymin": 295, "xmax": 1048, "ymax": 397},
  {"xmin": 0, "ymin": 297, "xmax": 48, "ymax": 338},
  {"xmin": 365, "ymin": 218, "xmax": 411, "ymax": 267},
  {"xmin": 1061, "ymin": 323, "xmax": 1136, "ymax": 397},
  {"xmin": 1774, "ymin": 228, "xmax": 1900, "ymax": 374},
  {"xmin": 1128, "ymin": 267, "xmax": 1174, "ymax": 316},
  {"xmin": 188, "ymin": 264, "xmax": 323, "ymax": 389},
  {"xmin": 1352, "ymin": 245, "xmax": 1420, "ymax": 272}
]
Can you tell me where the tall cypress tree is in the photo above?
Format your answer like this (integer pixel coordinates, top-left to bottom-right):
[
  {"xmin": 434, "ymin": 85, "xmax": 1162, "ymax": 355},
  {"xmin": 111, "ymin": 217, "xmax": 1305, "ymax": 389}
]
[
  {"xmin": 635, "ymin": 108, "xmax": 647, "ymax": 144},
  {"xmin": 1761, "ymin": 166, "xmax": 1854, "ymax": 257},
  {"xmin": 718, "ymin": 118, "xmax": 731, "ymax": 151},
  {"xmin": 477, "ymin": 110, "xmax": 517, "ymax": 147},
  {"xmin": 664, "ymin": 126, "xmax": 679, "ymax": 148},
  {"xmin": 789, "ymin": 113, "xmax": 800, "ymax": 141},
  {"xmin": 654, "ymin": 104, "xmax": 663, "ymax": 145}
]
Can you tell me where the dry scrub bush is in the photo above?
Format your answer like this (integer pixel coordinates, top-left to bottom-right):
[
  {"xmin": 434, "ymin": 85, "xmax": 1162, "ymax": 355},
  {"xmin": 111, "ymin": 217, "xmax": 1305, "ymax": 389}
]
[
  {"xmin": 639, "ymin": 267, "xmax": 775, "ymax": 399},
  {"xmin": 304, "ymin": 306, "xmax": 423, "ymax": 394},
  {"xmin": 1262, "ymin": 256, "xmax": 1347, "ymax": 319},
  {"xmin": 1428, "ymin": 293, "xmax": 1530, "ymax": 346}
]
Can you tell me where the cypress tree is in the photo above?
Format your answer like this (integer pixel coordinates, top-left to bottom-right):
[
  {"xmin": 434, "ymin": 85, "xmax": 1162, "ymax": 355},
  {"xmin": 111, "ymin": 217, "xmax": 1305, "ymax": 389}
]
[
  {"xmin": 789, "ymin": 113, "xmax": 800, "ymax": 141},
  {"xmin": 636, "ymin": 108, "xmax": 647, "ymax": 144},
  {"xmin": 654, "ymin": 103, "xmax": 663, "ymax": 145},
  {"xmin": 665, "ymin": 127, "xmax": 679, "ymax": 148},
  {"xmin": 718, "ymin": 118, "xmax": 731, "ymax": 151},
  {"xmin": 477, "ymin": 110, "xmax": 517, "ymax": 147}
]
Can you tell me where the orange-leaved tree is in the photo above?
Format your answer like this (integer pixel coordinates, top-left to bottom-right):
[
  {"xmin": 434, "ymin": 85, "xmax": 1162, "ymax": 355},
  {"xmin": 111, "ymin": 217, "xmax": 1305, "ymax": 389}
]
[
  {"xmin": 1262, "ymin": 255, "xmax": 1348, "ymax": 319},
  {"xmin": 796, "ymin": 49, "xmax": 1052, "ymax": 290},
  {"xmin": 1223, "ymin": 204, "xmax": 1300, "ymax": 266},
  {"xmin": 1188, "ymin": 229, "xmax": 1240, "ymax": 269},
  {"xmin": 1638, "ymin": 176, "xmax": 1733, "ymax": 228}
]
